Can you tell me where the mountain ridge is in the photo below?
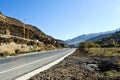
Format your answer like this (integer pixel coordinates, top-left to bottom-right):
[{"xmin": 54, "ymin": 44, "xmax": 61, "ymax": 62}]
[{"xmin": 65, "ymin": 28, "xmax": 120, "ymax": 46}]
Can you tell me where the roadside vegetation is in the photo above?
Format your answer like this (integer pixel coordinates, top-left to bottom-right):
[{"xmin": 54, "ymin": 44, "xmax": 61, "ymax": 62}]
[
  {"xmin": 79, "ymin": 41, "xmax": 120, "ymax": 56},
  {"xmin": 0, "ymin": 36, "xmax": 57, "ymax": 58},
  {"xmin": 78, "ymin": 39, "xmax": 120, "ymax": 79}
]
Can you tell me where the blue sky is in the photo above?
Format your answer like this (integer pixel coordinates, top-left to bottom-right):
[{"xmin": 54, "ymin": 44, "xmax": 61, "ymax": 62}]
[{"xmin": 0, "ymin": 0, "xmax": 120, "ymax": 40}]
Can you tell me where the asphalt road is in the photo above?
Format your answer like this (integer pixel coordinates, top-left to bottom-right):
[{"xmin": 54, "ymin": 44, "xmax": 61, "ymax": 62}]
[{"xmin": 0, "ymin": 48, "xmax": 76, "ymax": 80}]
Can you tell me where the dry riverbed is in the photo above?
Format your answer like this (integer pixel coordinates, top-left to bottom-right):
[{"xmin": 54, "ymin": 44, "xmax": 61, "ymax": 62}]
[{"xmin": 29, "ymin": 48, "xmax": 120, "ymax": 80}]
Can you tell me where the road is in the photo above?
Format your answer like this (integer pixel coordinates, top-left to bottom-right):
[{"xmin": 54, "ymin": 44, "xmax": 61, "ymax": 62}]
[{"xmin": 0, "ymin": 48, "xmax": 76, "ymax": 80}]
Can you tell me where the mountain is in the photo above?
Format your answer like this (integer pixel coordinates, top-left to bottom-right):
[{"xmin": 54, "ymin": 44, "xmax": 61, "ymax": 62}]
[
  {"xmin": 86, "ymin": 33, "xmax": 113, "ymax": 42},
  {"xmin": 0, "ymin": 12, "xmax": 65, "ymax": 49},
  {"xmin": 65, "ymin": 28, "xmax": 120, "ymax": 47},
  {"xmin": 95, "ymin": 31, "xmax": 120, "ymax": 47}
]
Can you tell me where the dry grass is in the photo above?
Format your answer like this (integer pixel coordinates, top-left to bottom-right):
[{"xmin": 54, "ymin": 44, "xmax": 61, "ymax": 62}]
[
  {"xmin": 85, "ymin": 48, "xmax": 120, "ymax": 56},
  {"xmin": 103, "ymin": 70, "xmax": 120, "ymax": 77},
  {"xmin": 0, "ymin": 41, "xmax": 56, "ymax": 58}
]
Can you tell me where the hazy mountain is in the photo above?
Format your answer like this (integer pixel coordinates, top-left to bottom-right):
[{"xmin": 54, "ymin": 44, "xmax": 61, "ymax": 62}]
[
  {"xmin": 86, "ymin": 33, "xmax": 113, "ymax": 42},
  {"xmin": 65, "ymin": 28, "xmax": 120, "ymax": 46}
]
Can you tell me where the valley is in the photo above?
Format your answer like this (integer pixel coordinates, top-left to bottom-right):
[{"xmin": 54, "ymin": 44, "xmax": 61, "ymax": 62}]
[
  {"xmin": 1, "ymin": 1, "xmax": 120, "ymax": 80},
  {"xmin": 30, "ymin": 29, "xmax": 120, "ymax": 80}
]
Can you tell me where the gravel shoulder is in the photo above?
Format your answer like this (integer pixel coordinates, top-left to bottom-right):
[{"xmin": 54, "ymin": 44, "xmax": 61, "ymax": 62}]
[{"xmin": 29, "ymin": 48, "xmax": 120, "ymax": 80}]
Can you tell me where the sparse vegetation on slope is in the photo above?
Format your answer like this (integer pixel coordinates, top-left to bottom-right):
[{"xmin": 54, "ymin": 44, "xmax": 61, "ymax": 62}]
[
  {"xmin": 0, "ymin": 12, "xmax": 66, "ymax": 57},
  {"xmin": 94, "ymin": 31, "xmax": 120, "ymax": 47},
  {"xmin": 78, "ymin": 48, "xmax": 120, "ymax": 56},
  {"xmin": 0, "ymin": 12, "xmax": 65, "ymax": 47}
]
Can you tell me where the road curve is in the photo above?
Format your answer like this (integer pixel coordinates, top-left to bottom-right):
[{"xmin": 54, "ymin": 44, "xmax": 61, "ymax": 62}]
[{"xmin": 0, "ymin": 48, "xmax": 76, "ymax": 80}]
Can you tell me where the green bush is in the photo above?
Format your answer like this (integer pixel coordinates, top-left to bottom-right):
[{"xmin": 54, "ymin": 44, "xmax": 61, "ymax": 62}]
[
  {"xmin": 79, "ymin": 42, "xmax": 101, "ymax": 48},
  {"xmin": 79, "ymin": 42, "xmax": 87, "ymax": 48}
]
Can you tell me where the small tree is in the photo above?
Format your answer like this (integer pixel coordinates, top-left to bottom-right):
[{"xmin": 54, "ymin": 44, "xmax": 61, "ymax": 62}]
[
  {"xmin": 79, "ymin": 41, "xmax": 101, "ymax": 48},
  {"xmin": 79, "ymin": 42, "xmax": 87, "ymax": 48},
  {"xmin": 87, "ymin": 42, "xmax": 96, "ymax": 48}
]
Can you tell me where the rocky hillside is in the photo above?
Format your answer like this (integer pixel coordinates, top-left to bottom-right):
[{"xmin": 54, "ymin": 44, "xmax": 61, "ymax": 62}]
[
  {"xmin": 94, "ymin": 31, "xmax": 120, "ymax": 47},
  {"xmin": 0, "ymin": 12, "xmax": 65, "ymax": 48},
  {"xmin": 0, "ymin": 12, "xmax": 66, "ymax": 57}
]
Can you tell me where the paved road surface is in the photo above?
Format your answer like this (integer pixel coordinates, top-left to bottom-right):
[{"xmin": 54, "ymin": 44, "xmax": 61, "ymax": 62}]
[{"xmin": 0, "ymin": 48, "xmax": 76, "ymax": 80}]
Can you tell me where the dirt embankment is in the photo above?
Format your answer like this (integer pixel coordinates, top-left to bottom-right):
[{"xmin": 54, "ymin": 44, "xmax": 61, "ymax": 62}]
[
  {"xmin": 29, "ymin": 48, "xmax": 120, "ymax": 80},
  {"xmin": 0, "ymin": 41, "xmax": 57, "ymax": 58}
]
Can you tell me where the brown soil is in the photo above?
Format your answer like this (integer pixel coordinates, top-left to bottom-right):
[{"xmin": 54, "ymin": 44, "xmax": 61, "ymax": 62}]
[{"xmin": 29, "ymin": 48, "xmax": 120, "ymax": 80}]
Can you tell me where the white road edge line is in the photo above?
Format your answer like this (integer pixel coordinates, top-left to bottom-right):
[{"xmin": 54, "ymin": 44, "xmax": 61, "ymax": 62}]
[
  {"xmin": 1, "ymin": 48, "xmax": 62, "ymax": 60},
  {"xmin": 15, "ymin": 49, "xmax": 76, "ymax": 80},
  {"xmin": 0, "ymin": 50, "xmax": 66, "ymax": 74},
  {"xmin": 0, "ymin": 49, "xmax": 67, "ymax": 74}
]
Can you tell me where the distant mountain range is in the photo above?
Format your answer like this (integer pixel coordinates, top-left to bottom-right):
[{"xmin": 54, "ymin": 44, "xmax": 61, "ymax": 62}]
[{"xmin": 65, "ymin": 28, "xmax": 120, "ymax": 47}]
